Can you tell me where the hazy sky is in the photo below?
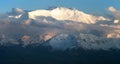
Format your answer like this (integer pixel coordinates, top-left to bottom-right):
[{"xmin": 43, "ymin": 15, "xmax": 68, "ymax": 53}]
[{"xmin": 0, "ymin": 0, "xmax": 120, "ymax": 15}]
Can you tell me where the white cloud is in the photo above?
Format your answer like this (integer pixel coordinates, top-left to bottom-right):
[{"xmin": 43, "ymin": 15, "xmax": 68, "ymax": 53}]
[
  {"xmin": 108, "ymin": 6, "xmax": 120, "ymax": 20},
  {"xmin": 108, "ymin": 6, "xmax": 116, "ymax": 12}
]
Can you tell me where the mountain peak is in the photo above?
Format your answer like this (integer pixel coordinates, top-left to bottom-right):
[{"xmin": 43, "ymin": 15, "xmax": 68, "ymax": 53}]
[{"xmin": 28, "ymin": 7, "xmax": 109, "ymax": 24}]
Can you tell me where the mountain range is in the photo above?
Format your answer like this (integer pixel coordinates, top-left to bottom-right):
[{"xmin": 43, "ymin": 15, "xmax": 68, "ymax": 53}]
[{"xmin": 0, "ymin": 7, "xmax": 120, "ymax": 51}]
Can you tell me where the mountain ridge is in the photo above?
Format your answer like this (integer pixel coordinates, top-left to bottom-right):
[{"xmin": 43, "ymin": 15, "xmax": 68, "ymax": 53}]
[{"xmin": 28, "ymin": 7, "xmax": 109, "ymax": 24}]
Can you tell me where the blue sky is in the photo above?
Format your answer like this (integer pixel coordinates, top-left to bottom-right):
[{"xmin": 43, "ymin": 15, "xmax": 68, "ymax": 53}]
[{"xmin": 0, "ymin": 0, "xmax": 120, "ymax": 15}]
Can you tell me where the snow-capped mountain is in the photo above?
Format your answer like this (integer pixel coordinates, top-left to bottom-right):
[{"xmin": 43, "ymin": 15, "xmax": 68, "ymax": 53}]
[{"xmin": 28, "ymin": 7, "xmax": 109, "ymax": 24}]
